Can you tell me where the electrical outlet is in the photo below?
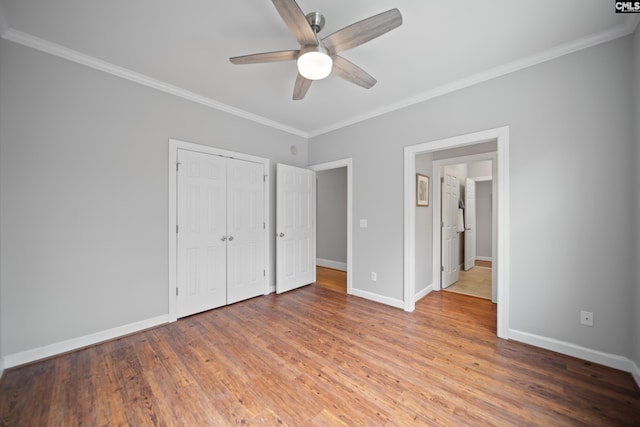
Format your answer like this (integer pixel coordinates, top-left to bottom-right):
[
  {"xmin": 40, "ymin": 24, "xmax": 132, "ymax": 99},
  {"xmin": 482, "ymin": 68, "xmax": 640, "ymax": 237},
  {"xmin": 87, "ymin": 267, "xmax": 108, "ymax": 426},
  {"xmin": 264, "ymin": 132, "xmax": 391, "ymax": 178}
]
[
  {"xmin": 580, "ymin": 310, "xmax": 593, "ymax": 326},
  {"xmin": 371, "ymin": 272, "xmax": 377, "ymax": 281}
]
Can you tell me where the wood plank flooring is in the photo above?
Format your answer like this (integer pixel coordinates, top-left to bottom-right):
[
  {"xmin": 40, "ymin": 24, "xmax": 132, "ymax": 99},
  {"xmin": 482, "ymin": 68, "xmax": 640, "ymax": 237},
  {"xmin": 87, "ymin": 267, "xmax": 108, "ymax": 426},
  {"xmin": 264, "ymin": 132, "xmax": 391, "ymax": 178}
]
[
  {"xmin": 475, "ymin": 259, "xmax": 492, "ymax": 268},
  {"xmin": 1, "ymin": 287, "xmax": 639, "ymax": 426},
  {"xmin": 444, "ymin": 266, "xmax": 492, "ymax": 300},
  {"xmin": 315, "ymin": 266, "xmax": 347, "ymax": 293}
]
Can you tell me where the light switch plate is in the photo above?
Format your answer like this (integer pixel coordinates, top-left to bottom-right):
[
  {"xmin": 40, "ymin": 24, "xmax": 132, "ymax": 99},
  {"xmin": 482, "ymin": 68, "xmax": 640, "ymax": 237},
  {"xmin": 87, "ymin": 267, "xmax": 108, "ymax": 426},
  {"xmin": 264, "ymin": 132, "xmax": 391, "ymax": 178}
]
[{"xmin": 360, "ymin": 219, "xmax": 368, "ymax": 228}]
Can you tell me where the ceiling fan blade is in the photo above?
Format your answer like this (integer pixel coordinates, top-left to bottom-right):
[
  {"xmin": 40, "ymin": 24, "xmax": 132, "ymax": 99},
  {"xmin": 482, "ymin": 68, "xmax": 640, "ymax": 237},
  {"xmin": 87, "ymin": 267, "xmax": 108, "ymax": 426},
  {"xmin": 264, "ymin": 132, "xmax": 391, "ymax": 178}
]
[
  {"xmin": 331, "ymin": 56, "xmax": 376, "ymax": 89},
  {"xmin": 293, "ymin": 73, "xmax": 312, "ymax": 100},
  {"xmin": 322, "ymin": 8, "xmax": 402, "ymax": 55},
  {"xmin": 229, "ymin": 50, "xmax": 299, "ymax": 64},
  {"xmin": 272, "ymin": 0, "xmax": 318, "ymax": 46}
]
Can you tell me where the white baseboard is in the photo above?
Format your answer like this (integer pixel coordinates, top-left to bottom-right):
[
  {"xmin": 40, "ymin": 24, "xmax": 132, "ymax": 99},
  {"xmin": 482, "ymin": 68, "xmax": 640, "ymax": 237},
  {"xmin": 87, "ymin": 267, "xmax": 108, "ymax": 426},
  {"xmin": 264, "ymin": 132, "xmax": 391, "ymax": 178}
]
[
  {"xmin": 4, "ymin": 315, "xmax": 169, "ymax": 369},
  {"xmin": 509, "ymin": 329, "xmax": 640, "ymax": 387},
  {"xmin": 350, "ymin": 288, "xmax": 404, "ymax": 309},
  {"xmin": 475, "ymin": 256, "xmax": 493, "ymax": 262},
  {"xmin": 414, "ymin": 284, "xmax": 433, "ymax": 302},
  {"xmin": 316, "ymin": 258, "xmax": 347, "ymax": 271}
]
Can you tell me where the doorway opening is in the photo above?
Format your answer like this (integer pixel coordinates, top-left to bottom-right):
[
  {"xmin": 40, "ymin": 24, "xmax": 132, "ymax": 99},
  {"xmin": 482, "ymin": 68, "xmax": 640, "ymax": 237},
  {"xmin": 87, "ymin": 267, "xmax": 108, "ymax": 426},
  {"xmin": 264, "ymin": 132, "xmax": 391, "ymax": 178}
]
[
  {"xmin": 403, "ymin": 127, "xmax": 510, "ymax": 339},
  {"xmin": 310, "ymin": 159, "xmax": 353, "ymax": 295},
  {"xmin": 437, "ymin": 158, "xmax": 496, "ymax": 302}
]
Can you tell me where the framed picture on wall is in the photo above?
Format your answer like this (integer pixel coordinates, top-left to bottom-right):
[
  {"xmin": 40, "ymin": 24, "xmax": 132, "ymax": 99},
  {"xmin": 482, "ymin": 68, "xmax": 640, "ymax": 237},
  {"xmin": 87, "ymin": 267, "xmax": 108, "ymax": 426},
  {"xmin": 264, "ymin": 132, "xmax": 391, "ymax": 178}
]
[{"xmin": 416, "ymin": 173, "xmax": 430, "ymax": 207}]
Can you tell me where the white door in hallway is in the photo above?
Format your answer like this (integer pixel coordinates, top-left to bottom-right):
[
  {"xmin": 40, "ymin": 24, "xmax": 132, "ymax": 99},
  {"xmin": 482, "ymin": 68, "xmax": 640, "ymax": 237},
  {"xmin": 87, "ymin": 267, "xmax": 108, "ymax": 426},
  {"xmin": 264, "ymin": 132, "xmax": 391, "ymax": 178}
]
[
  {"xmin": 464, "ymin": 177, "xmax": 476, "ymax": 271},
  {"xmin": 442, "ymin": 167, "xmax": 459, "ymax": 288},
  {"xmin": 276, "ymin": 163, "xmax": 316, "ymax": 293}
]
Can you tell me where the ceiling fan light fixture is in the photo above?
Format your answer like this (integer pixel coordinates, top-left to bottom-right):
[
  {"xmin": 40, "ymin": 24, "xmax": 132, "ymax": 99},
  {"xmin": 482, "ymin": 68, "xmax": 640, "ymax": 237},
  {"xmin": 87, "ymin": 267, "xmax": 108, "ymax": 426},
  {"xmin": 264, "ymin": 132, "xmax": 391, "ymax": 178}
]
[
  {"xmin": 297, "ymin": 46, "xmax": 332, "ymax": 80},
  {"xmin": 229, "ymin": 2, "xmax": 403, "ymax": 100}
]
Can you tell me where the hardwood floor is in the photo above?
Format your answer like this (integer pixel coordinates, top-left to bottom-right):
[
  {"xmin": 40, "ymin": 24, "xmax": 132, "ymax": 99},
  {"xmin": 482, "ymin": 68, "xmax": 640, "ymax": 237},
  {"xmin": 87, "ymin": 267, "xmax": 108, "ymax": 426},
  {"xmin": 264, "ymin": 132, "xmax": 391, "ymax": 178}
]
[
  {"xmin": 315, "ymin": 266, "xmax": 347, "ymax": 293},
  {"xmin": 1, "ymin": 287, "xmax": 639, "ymax": 426},
  {"xmin": 475, "ymin": 259, "xmax": 492, "ymax": 268},
  {"xmin": 444, "ymin": 266, "xmax": 492, "ymax": 300}
]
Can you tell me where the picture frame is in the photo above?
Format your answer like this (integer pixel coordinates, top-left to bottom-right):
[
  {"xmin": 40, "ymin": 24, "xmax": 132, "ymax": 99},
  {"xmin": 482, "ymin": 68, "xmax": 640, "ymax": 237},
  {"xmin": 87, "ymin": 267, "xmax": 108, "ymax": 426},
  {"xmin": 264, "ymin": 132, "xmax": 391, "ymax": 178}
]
[{"xmin": 416, "ymin": 173, "xmax": 430, "ymax": 207}]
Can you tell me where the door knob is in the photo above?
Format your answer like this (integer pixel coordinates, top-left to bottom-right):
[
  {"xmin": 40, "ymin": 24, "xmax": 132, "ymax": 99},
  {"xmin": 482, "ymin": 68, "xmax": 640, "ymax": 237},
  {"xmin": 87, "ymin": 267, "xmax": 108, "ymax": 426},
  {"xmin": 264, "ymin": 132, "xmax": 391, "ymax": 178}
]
[
  {"xmin": 279, "ymin": 232, "xmax": 285, "ymax": 237},
  {"xmin": 228, "ymin": 236, "xmax": 234, "ymax": 241},
  {"xmin": 221, "ymin": 236, "xmax": 227, "ymax": 241}
]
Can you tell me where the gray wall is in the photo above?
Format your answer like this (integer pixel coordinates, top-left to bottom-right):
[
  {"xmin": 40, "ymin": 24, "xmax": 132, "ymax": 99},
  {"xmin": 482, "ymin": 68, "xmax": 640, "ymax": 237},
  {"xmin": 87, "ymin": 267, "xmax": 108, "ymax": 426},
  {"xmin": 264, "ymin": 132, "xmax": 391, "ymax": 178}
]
[
  {"xmin": 316, "ymin": 167, "xmax": 347, "ymax": 267},
  {"xmin": 0, "ymin": 39, "xmax": 308, "ymax": 356},
  {"xmin": 475, "ymin": 181, "xmax": 492, "ymax": 259},
  {"xmin": 415, "ymin": 153, "xmax": 433, "ymax": 294},
  {"xmin": 467, "ymin": 160, "xmax": 492, "ymax": 178},
  {"xmin": 309, "ymin": 35, "xmax": 635, "ymax": 358},
  {"xmin": 633, "ymin": 26, "xmax": 640, "ymax": 372}
]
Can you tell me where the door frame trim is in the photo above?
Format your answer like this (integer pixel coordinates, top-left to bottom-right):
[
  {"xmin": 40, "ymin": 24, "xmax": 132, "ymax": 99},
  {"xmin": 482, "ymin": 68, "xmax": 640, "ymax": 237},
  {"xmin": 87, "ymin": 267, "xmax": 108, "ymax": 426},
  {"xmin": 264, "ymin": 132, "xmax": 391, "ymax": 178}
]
[
  {"xmin": 168, "ymin": 139, "xmax": 271, "ymax": 322},
  {"xmin": 403, "ymin": 126, "xmax": 510, "ymax": 339},
  {"xmin": 309, "ymin": 158, "xmax": 353, "ymax": 295}
]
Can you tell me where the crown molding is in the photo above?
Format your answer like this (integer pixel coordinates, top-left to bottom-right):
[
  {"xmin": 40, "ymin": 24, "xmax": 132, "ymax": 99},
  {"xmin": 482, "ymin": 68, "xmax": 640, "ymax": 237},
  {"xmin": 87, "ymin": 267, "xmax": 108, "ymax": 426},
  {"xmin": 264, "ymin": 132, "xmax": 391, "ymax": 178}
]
[
  {"xmin": 1, "ymin": 29, "xmax": 309, "ymax": 138},
  {"xmin": 2, "ymin": 16, "xmax": 637, "ymax": 140},
  {"xmin": 307, "ymin": 21, "xmax": 639, "ymax": 137}
]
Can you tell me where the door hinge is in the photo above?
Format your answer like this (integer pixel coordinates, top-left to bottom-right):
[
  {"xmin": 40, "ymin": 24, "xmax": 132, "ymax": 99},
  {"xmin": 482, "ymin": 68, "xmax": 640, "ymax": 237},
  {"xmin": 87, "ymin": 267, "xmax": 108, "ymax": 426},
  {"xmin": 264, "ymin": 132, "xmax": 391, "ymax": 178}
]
[
  {"xmin": 263, "ymin": 174, "xmax": 267, "ymax": 182},
  {"xmin": 176, "ymin": 288, "xmax": 179, "ymax": 296},
  {"xmin": 264, "ymin": 270, "xmax": 266, "ymax": 277},
  {"xmin": 441, "ymin": 221, "xmax": 444, "ymax": 228},
  {"xmin": 441, "ymin": 266, "xmax": 444, "ymax": 272},
  {"xmin": 176, "ymin": 162, "xmax": 181, "ymax": 171},
  {"xmin": 263, "ymin": 222, "xmax": 266, "ymax": 230},
  {"xmin": 176, "ymin": 224, "xmax": 179, "ymax": 234}
]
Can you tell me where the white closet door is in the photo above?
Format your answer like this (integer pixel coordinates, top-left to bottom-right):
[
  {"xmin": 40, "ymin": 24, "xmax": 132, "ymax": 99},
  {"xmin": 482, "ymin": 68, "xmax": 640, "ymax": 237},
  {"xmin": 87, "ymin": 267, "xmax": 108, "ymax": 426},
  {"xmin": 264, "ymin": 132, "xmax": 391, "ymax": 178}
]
[
  {"xmin": 226, "ymin": 158, "xmax": 265, "ymax": 304},
  {"xmin": 276, "ymin": 163, "xmax": 315, "ymax": 294},
  {"xmin": 177, "ymin": 149, "xmax": 227, "ymax": 317}
]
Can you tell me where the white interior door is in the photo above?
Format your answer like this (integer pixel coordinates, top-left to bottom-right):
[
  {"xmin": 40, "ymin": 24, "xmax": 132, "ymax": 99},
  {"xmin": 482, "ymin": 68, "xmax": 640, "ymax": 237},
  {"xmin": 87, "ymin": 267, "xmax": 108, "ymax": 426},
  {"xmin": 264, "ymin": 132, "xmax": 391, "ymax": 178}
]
[
  {"xmin": 464, "ymin": 177, "xmax": 476, "ymax": 271},
  {"xmin": 442, "ymin": 167, "xmax": 459, "ymax": 289},
  {"xmin": 177, "ymin": 149, "xmax": 227, "ymax": 317},
  {"xmin": 276, "ymin": 163, "xmax": 316, "ymax": 293},
  {"xmin": 226, "ymin": 158, "xmax": 265, "ymax": 304}
]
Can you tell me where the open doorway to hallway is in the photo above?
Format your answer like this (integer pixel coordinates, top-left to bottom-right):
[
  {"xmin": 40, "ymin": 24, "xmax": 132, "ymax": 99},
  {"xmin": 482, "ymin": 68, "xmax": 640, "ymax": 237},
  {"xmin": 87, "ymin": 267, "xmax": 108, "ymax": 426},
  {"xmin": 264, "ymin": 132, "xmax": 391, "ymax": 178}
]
[
  {"xmin": 438, "ymin": 160, "xmax": 494, "ymax": 301},
  {"xmin": 310, "ymin": 159, "xmax": 353, "ymax": 294},
  {"xmin": 403, "ymin": 126, "xmax": 510, "ymax": 338}
]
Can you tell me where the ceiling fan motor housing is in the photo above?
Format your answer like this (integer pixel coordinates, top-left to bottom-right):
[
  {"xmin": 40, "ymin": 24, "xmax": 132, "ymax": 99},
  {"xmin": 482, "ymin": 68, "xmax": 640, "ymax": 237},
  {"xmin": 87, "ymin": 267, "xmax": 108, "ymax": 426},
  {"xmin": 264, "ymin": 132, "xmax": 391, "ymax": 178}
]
[{"xmin": 305, "ymin": 12, "xmax": 325, "ymax": 34}]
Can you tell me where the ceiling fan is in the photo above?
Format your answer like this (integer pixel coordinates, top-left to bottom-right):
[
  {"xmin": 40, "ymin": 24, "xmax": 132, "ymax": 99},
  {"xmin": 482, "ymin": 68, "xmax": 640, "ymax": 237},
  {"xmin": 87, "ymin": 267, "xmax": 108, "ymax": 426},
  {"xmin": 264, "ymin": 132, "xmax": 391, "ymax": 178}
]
[{"xmin": 229, "ymin": 0, "xmax": 402, "ymax": 100}]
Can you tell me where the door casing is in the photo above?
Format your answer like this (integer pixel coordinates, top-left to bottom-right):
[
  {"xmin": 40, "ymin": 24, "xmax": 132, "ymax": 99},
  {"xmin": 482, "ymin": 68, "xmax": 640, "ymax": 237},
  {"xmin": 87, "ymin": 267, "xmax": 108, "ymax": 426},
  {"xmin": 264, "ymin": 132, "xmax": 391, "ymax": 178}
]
[{"xmin": 403, "ymin": 126, "xmax": 509, "ymax": 339}]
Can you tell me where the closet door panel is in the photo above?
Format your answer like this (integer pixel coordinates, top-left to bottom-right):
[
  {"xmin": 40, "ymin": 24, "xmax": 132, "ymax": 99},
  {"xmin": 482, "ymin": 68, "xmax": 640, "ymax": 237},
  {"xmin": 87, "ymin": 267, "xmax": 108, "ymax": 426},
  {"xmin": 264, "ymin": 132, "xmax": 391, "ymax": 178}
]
[
  {"xmin": 176, "ymin": 150, "xmax": 227, "ymax": 317},
  {"xmin": 226, "ymin": 158, "xmax": 265, "ymax": 304}
]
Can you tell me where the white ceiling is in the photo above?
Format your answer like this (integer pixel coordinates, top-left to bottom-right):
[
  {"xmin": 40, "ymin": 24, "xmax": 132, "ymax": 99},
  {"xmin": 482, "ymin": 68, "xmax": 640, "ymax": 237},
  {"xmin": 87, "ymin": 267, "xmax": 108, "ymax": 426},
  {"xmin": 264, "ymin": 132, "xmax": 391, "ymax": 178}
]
[{"xmin": 0, "ymin": 1, "xmax": 638, "ymax": 137}]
